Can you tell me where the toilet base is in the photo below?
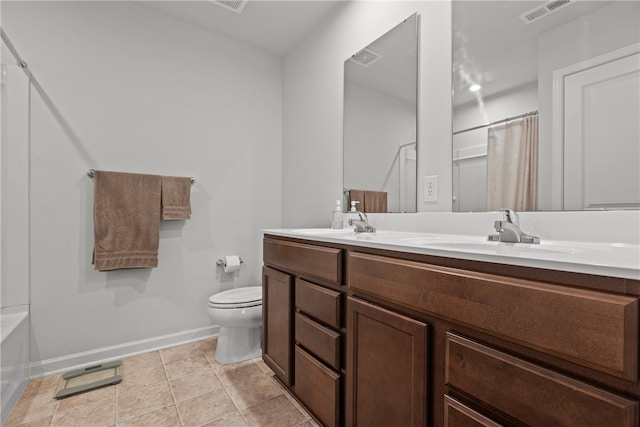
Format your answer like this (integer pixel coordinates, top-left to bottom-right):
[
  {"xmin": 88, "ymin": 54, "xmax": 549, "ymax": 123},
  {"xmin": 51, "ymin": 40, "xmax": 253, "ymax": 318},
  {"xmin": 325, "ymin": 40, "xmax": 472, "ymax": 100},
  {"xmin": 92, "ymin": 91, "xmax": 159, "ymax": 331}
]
[{"xmin": 215, "ymin": 325, "xmax": 262, "ymax": 365}]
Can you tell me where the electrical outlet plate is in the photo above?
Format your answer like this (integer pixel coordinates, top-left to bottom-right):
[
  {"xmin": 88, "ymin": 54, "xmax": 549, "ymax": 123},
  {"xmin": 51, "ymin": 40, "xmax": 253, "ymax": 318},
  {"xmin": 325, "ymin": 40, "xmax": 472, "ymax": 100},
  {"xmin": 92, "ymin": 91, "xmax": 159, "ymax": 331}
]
[{"xmin": 424, "ymin": 175, "xmax": 439, "ymax": 202}]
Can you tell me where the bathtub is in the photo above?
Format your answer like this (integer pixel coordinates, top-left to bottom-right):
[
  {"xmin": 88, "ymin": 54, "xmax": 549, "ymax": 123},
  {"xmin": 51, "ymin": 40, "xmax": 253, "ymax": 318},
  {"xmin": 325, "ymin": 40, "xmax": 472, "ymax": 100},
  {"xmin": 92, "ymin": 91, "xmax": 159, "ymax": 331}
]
[{"xmin": 1, "ymin": 306, "xmax": 30, "ymax": 425}]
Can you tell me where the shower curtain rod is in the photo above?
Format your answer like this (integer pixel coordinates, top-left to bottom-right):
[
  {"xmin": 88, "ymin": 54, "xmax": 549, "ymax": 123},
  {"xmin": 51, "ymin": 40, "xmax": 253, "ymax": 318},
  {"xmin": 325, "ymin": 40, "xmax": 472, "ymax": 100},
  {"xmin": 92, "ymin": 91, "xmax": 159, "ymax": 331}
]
[
  {"xmin": 1, "ymin": 28, "xmax": 29, "ymax": 72},
  {"xmin": 453, "ymin": 110, "xmax": 538, "ymax": 136},
  {"xmin": 87, "ymin": 169, "xmax": 195, "ymax": 184}
]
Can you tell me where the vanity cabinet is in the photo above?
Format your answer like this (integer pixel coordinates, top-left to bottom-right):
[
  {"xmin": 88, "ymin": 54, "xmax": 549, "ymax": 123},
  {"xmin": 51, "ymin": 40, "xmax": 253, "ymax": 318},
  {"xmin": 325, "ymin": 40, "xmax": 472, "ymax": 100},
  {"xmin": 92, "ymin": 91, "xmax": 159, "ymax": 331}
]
[
  {"xmin": 347, "ymin": 250, "xmax": 639, "ymax": 427},
  {"xmin": 263, "ymin": 234, "xmax": 640, "ymax": 427},
  {"xmin": 262, "ymin": 237, "xmax": 344, "ymax": 427}
]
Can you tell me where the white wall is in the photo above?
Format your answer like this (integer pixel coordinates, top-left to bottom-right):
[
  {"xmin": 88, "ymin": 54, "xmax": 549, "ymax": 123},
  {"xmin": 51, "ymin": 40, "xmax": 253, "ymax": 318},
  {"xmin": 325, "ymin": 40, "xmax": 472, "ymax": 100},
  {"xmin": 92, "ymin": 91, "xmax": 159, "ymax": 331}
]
[
  {"xmin": 2, "ymin": 1, "xmax": 282, "ymax": 372},
  {"xmin": 282, "ymin": 1, "xmax": 452, "ymax": 227},
  {"xmin": 344, "ymin": 81, "xmax": 416, "ymax": 213}
]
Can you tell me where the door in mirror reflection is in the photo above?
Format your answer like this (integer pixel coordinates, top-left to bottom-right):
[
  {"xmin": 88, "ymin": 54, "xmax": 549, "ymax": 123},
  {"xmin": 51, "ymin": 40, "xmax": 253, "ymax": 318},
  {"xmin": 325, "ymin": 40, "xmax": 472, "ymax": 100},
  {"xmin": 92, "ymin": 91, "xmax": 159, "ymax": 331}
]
[
  {"xmin": 343, "ymin": 14, "xmax": 418, "ymax": 213},
  {"xmin": 562, "ymin": 49, "xmax": 640, "ymax": 210}
]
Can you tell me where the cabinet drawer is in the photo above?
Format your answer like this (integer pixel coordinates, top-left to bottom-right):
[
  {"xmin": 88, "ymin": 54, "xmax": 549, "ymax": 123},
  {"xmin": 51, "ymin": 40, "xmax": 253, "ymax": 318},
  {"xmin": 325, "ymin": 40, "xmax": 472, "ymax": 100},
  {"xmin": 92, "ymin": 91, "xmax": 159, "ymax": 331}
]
[
  {"xmin": 294, "ymin": 346, "xmax": 341, "ymax": 427},
  {"xmin": 264, "ymin": 238, "xmax": 342, "ymax": 285},
  {"xmin": 444, "ymin": 396, "xmax": 503, "ymax": 427},
  {"xmin": 296, "ymin": 279, "xmax": 341, "ymax": 328},
  {"xmin": 445, "ymin": 333, "xmax": 639, "ymax": 427},
  {"xmin": 348, "ymin": 251, "xmax": 638, "ymax": 380},
  {"xmin": 295, "ymin": 312, "xmax": 341, "ymax": 370}
]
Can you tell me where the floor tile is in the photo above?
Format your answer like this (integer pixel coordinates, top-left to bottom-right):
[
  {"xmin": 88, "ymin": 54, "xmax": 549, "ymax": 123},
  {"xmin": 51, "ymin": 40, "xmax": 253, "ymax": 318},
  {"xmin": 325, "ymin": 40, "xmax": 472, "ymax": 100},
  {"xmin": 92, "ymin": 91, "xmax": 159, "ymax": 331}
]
[
  {"xmin": 116, "ymin": 404, "xmax": 181, "ymax": 427},
  {"xmin": 214, "ymin": 360, "xmax": 263, "ymax": 387},
  {"xmin": 240, "ymin": 394, "xmax": 308, "ymax": 427},
  {"xmin": 253, "ymin": 359, "xmax": 275, "ymax": 376},
  {"xmin": 225, "ymin": 374, "xmax": 283, "ymax": 410},
  {"xmin": 199, "ymin": 338, "xmax": 219, "ymax": 366},
  {"xmin": 4, "ymin": 416, "xmax": 53, "ymax": 427},
  {"xmin": 117, "ymin": 382, "xmax": 174, "ymax": 422},
  {"xmin": 164, "ymin": 354, "xmax": 212, "ymax": 381},
  {"xmin": 296, "ymin": 419, "xmax": 322, "ymax": 427},
  {"xmin": 4, "ymin": 392, "xmax": 58, "ymax": 426},
  {"xmin": 169, "ymin": 370, "xmax": 224, "ymax": 403},
  {"xmin": 176, "ymin": 389, "xmax": 237, "ymax": 427},
  {"xmin": 116, "ymin": 362, "xmax": 167, "ymax": 395},
  {"xmin": 7, "ymin": 338, "xmax": 315, "ymax": 427},
  {"xmin": 51, "ymin": 396, "xmax": 115, "ymax": 427},
  {"xmin": 160, "ymin": 341, "xmax": 205, "ymax": 365},
  {"xmin": 201, "ymin": 411, "xmax": 248, "ymax": 427},
  {"xmin": 56, "ymin": 383, "xmax": 116, "ymax": 413},
  {"xmin": 121, "ymin": 350, "xmax": 163, "ymax": 373},
  {"xmin": 19, "ymin": 375, "xmax": 60, "ymax": 400}
]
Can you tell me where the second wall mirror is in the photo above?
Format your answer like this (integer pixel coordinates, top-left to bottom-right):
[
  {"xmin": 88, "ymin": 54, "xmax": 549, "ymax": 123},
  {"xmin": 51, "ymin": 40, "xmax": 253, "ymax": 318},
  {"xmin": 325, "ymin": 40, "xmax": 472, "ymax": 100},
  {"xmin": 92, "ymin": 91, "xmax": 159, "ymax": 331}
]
[
  {"xmin": 452, "ymin": 0, "xmax": 639, "ymax": 212},
  {"xmin": 343, "ymin": 14, "xmax": 418, "ymax": 213}
]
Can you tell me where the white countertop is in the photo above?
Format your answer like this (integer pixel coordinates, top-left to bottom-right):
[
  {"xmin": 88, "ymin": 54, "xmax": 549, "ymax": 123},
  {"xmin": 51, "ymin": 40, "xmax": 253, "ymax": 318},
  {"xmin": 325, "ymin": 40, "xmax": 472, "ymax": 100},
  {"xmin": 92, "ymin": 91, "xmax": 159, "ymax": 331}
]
[{"xmin": 263, "ymin": 227, "xmax": 640, "ymax": 280}]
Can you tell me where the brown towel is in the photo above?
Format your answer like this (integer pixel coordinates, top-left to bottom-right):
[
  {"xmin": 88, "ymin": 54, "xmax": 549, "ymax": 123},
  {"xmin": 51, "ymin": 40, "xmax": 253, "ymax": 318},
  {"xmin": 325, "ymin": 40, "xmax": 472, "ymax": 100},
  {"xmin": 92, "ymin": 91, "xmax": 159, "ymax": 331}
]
[
  {"xmin": 92, "ymin": 171, "xmax": 161, "ymax": 271},
  {"xmin": 348, "ymin": 189, "xmax": 365, "ymax": 212},
  {"xmin": 348, "ymin": 189, "xmax": 388, "ymax": 213},
  {"xmin": 161, "ymin": 176, "xmax": 191, "ymax": 220},
  {"xmin": 364, "ymin": 191, "xmax": 387, "ymax": 213}
]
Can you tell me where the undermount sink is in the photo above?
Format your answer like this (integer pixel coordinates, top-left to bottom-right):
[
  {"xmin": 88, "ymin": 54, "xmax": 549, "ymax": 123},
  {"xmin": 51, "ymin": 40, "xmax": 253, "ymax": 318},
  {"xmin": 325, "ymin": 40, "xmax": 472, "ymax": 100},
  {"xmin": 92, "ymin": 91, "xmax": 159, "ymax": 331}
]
[
  {"xmin": 289, "ymin": 228, "xmax": 355, "ymax": 235},
  {"xmin": 426, "ymin": 241, "xmax": 578, "ymax": 255},
  {"xmin": 398, "ymin": 235, "xmax": 485, "ymax": 245}
]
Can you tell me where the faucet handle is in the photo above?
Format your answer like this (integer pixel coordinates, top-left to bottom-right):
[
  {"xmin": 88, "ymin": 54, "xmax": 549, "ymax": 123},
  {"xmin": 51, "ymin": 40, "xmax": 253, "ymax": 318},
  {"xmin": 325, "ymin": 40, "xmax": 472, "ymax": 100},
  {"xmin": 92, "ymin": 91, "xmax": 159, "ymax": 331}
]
[{"xmin": 501, "ymin": 208, "xmax": 519, "ymax": 226}]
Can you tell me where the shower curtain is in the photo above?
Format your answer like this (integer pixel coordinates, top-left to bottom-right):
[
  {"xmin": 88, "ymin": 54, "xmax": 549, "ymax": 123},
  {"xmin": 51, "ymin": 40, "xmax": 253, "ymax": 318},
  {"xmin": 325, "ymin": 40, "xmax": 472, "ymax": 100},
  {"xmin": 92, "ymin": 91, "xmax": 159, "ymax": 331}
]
[{"xmin": 486, "ymin": 114, "xmax": 539, "ymax": 211}]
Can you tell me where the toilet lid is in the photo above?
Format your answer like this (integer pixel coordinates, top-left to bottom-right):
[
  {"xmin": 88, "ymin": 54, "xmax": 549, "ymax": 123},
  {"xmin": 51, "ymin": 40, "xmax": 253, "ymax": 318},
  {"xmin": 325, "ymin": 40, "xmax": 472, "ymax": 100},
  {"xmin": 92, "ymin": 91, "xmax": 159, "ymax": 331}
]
[{"xmin": 209, "ymin": 286, "xmax": 262, "ymax": 306}]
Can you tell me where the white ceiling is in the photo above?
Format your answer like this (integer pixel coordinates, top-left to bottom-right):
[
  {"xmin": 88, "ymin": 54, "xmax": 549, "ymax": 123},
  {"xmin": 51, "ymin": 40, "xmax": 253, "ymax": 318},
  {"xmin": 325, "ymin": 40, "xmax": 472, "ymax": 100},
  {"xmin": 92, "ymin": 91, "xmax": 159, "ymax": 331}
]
[
  {"xmin": 134, "ymin": 0, "xmax": 345, "ymax": 56},
  {"xmin": 133, "ymin": 1, "xmax": 619, "ymax": 107}
]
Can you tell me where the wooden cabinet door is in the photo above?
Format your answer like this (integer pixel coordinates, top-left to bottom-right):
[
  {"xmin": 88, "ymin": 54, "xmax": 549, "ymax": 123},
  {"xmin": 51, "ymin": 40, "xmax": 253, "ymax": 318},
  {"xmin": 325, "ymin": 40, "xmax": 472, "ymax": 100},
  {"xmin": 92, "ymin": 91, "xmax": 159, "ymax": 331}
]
[
  {"xmin": 262, "ymin": 266, "xmax": 293, "ymax": 386},
  {"xmin": 346, "ymin": 297, "xmax": 429, "ymax": 427}
]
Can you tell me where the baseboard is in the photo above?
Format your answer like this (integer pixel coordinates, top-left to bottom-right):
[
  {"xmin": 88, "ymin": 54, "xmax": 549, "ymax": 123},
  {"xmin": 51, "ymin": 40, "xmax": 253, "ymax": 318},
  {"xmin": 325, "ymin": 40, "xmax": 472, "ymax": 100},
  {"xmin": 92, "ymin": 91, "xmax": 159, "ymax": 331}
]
[{"xmin": 29, "ymin": 325, "xmax": 220, "ymax": 378}]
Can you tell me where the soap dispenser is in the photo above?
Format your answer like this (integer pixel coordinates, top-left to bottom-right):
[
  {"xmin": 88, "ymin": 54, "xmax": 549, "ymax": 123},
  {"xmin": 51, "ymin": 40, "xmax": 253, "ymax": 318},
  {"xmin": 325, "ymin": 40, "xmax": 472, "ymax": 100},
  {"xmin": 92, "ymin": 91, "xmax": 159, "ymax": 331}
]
[
  {"xmin": 331, "ymin": 200, "xmax": 343, "ymax": 229},
  {"xmin": 343, "ymin": 201, "xmax": 360, "ymax": 228}
]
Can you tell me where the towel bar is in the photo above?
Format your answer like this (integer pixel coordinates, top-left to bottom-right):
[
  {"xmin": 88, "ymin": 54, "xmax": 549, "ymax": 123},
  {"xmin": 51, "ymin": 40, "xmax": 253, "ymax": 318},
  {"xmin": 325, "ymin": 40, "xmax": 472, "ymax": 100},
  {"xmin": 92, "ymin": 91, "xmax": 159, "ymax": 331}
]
[{"xmin": 87, "ymin": 169, "xmax": 195, "ymax": 184}]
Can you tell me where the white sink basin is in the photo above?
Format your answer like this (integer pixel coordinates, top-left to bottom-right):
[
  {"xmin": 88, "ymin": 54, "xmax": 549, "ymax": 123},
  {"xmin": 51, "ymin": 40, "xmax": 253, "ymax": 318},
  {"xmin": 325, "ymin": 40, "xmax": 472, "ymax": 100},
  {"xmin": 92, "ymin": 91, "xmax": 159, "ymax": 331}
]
[
  {"xmin": 289, "ymin": 228, "xmax": 355, "ymax": 235},
  {"xmin": 427, "ymin": 241, "xmax": 577, "ymax": 255},
  {"xmin": 398, "ymin": 235, "xmax": 485, "ymax": 246}
]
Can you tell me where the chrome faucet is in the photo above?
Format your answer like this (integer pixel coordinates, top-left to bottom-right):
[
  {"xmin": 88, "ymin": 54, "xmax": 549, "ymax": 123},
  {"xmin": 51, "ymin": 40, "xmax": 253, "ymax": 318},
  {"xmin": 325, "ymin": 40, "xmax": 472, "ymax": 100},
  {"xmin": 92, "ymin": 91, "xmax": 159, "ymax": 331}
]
[
  {"xmin": 488, "ymin": 208, "xmax": 539, "ymax": 244},
  {"xmin": 349, "ymin": 211, "xmax": 376, "ymax": 233}
]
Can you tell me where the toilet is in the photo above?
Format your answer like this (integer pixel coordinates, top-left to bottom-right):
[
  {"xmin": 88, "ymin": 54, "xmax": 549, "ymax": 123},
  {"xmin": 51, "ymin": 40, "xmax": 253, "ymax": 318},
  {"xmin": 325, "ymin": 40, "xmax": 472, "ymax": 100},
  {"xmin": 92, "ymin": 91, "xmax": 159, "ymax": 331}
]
[{"xmin": 207, "ymin": 286, "xmax": 263, "ymax": 365}]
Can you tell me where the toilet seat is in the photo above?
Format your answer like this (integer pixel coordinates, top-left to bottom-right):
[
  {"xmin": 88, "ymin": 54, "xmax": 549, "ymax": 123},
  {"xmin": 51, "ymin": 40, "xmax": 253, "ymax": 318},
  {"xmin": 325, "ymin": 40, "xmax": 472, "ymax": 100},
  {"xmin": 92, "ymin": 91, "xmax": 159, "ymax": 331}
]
[{"xmin": 208, "ymin": 286, "xmax": 262, "ymax": 309}]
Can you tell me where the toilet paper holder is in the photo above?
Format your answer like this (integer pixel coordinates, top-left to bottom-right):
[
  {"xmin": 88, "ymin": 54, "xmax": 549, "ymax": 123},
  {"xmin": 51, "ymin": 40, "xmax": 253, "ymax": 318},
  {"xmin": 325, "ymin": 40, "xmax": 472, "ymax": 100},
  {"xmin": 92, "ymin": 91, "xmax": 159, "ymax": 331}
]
[{"xmin": 216, "ymin": 257, "xmax": 244, "ymax": 267}]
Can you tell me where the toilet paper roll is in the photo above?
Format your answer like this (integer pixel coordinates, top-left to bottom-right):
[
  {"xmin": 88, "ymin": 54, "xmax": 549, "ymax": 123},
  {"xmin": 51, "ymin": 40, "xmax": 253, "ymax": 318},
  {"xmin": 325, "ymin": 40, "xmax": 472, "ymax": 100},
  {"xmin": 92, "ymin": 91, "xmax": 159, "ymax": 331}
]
[{"xmin": 223, "ymin": 255, "xmax": 242, "ymax": 273}]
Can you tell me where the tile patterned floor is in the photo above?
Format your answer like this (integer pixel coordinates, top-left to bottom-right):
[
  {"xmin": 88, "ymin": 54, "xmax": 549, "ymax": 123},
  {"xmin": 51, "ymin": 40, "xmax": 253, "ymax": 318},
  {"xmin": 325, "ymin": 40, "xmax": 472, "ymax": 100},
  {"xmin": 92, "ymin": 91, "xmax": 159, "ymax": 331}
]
[{"xmin": 5, "ymin": 338, "xmax": 319, "ymax": 427}]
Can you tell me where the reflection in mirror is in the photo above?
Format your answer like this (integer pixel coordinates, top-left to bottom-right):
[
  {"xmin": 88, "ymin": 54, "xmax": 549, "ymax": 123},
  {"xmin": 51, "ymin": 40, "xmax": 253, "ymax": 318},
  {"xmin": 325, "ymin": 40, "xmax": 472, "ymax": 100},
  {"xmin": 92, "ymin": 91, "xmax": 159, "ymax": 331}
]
[
  {"xmin": 452, "ymin": 1, "xmax": 639, "ymax": 212},
  {"xmin": 344, "ymin": 14, "xmax": 418, "ymax": 213}
]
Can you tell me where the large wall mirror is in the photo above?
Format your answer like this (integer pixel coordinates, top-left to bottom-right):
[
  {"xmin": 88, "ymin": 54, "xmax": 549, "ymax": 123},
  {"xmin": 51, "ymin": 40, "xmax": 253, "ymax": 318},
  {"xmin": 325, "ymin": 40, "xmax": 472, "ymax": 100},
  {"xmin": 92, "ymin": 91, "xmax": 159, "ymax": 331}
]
[
  {"xmin": 453, "ymin": 1, "xmax": 639, "ymax": 212},
  {"xmin": 343, "ymin": 14, "xmax": 418, "ymax": 213}
]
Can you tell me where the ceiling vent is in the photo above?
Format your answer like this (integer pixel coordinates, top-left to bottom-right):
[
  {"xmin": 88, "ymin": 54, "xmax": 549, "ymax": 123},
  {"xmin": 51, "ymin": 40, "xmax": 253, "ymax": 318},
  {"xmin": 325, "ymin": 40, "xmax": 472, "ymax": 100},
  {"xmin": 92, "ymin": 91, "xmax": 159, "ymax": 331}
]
[
  {"xmin": 349, "ymin": 48, "xmax": 383, "ymax": 67},
  {"xmin": 209, "ymin": 0, "xmax": 247, "ymax": 14},
  {"xmin": 519, "ymin": 0, "xmax": 573, "ymax": 24}
]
